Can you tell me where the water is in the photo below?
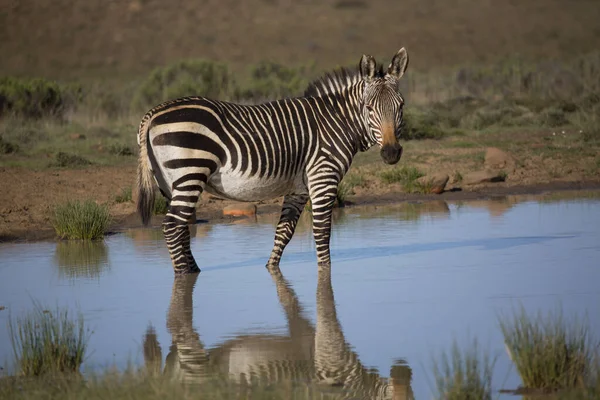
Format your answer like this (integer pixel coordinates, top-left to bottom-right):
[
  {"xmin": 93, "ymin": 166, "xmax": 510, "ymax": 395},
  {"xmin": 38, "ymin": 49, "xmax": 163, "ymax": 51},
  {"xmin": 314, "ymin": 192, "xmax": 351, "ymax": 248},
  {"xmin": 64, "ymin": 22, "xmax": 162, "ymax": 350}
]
[{"xmin": 1, "ymin": 191, "xmax": 600, "ymax": 399}]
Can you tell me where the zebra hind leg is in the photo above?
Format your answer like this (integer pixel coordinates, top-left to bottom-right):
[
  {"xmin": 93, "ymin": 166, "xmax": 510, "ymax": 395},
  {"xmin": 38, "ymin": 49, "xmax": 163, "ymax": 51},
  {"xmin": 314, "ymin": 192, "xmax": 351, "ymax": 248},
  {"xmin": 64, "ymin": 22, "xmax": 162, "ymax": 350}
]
[
  {"xmin": 163, "ymin": 187, "xmax": 202, "ymax": 275},
  {"xmin": 266, "ymin": 193, "xmax": 309, "ymax": 272}
]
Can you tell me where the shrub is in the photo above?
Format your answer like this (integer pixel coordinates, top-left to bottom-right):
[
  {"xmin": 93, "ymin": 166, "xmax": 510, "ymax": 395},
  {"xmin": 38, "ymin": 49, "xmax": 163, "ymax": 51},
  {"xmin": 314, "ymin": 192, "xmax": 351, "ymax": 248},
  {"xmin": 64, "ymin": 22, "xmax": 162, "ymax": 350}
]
[
  {"xmin": 432, "ymin": 338, "xmax": 495, "ymax": 400},
  {"xmin": 539, "ymin": 107, "xmax": 569, "ymax": 128},
  {"xmin": 8, "ymin": 302, "xmax": 89, "ymax": 376},
  {"xmin": 401, "ymin": 108, "xmax": 447, "ymax": 140},
  {"xmin": 0, "ymin": 136, "xmax": 18, "ymax": 154},
  {"xmin": 500, "ymin": 306, "xmax": 596, "ymax": 391},
  {"xmin": 53, "ymin": 200, "xmax": 111, "ymax": 240},
  {"xmin": 131, "ymin": 59, "xmax": 235, "ymax": 111},
  {"xmin": 0, "ymin": 77, "xmax": 76, "ymax": 119},
  {"xmin": 238, "ymin": 62, "xmax": 314, "ymax": 101},
  {"xmin": 53, "ymin": 152, "xmax": 92, "ymax": 168}
]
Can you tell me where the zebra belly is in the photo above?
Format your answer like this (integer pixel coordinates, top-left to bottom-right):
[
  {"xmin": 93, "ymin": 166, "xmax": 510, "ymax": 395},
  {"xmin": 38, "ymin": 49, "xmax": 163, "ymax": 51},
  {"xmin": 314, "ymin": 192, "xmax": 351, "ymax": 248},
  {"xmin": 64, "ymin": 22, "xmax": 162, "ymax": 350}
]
[{"xmin": 206, "ymin": 170, "xmax": 306, "ymax": 202}]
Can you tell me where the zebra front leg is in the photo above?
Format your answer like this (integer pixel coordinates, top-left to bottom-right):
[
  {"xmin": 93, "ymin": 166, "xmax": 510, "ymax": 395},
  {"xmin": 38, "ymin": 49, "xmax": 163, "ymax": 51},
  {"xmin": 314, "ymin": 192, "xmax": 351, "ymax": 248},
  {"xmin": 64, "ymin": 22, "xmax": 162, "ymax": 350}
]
[
  {"xmin": 163, "ymin": 188, "xmax": 202, "ymax": 275},
  {"xmin": 266, "ymin": 193, "xmax": 309, "ymax": 272},
  {"xmin": 309, "ymin": 183, "xmax": 338, "ymax": 269}
]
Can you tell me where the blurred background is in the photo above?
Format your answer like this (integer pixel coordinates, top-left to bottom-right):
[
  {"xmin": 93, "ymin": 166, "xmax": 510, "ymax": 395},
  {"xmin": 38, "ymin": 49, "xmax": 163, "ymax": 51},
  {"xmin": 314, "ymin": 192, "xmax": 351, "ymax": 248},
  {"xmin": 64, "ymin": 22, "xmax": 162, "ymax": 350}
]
[{"xmin": 0, "ymin": 0, "xmax": 599, "ymax": 167}]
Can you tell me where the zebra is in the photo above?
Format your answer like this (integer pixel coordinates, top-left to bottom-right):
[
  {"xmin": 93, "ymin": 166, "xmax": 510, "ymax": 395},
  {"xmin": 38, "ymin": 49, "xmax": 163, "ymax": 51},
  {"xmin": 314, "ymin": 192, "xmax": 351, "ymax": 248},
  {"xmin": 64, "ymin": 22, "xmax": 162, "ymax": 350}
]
[
  {"xmin": 136, "ymin": 48, "xmax": 409, "ymax": 274},
  {"xmin": 143, "ymin": 268, "xmax": 414, "ymax": 399}
]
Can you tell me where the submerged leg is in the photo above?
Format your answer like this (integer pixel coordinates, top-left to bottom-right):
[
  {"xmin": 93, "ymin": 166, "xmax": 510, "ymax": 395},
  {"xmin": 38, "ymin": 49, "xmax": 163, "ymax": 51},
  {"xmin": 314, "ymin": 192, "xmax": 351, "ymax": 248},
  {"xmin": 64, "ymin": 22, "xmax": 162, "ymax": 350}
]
[
  {"xmin": 163, "ymin": 187, "xmax": 202, "ymax": 274},
  {"xmin": 266, "ymin": 193, "xmax": 309, "ymax": 271}
]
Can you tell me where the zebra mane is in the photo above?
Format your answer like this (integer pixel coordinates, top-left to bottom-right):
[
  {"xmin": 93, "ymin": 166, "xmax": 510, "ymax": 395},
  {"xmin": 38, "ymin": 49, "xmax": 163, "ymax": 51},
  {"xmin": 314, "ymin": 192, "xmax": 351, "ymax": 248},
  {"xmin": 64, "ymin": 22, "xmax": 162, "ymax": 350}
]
[{"xmin": 304, "ymin": 64, "xmax": 385, "ymax": 97}]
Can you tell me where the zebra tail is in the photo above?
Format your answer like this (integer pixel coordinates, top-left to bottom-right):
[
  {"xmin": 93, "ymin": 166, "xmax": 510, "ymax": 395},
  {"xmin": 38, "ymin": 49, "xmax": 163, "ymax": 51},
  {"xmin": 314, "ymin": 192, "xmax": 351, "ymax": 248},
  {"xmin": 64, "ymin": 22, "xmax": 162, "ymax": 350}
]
[{"xmin": 136, "ymin": 112, "xmax": 155, "ymax": 226}]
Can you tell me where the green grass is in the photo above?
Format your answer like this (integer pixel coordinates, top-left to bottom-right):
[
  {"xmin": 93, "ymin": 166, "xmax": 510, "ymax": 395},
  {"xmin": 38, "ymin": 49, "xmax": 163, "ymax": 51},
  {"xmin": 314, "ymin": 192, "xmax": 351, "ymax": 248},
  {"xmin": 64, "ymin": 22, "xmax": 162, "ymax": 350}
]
[
  {"xmin": 499, "ymin": 306, "xmax": 596, "ymax": 391},
  {"xmin": 152, "ymin": 194, "xmax": 169, "ymax": 215},
  {"xmin": 341, "ymin": 172, "xmax": 366, "ymax": 188},
  {"xmin": 114, "ymin": 187, "xmax": 132, "ymax": 203},
  {"xmin": 7, "ymin": 302, "xmax": 89, "ymax": 377},
  {"xmin": 53, "ymin": 200, "xmax": 111, "ymax": 240},
  {"xmin": 379, "ymin": 165, "xmax": 425, "ymax": 193},
  {"xmin": 431, "ymin": 338, "xmax": 495, "ymax": 400},
  {"xmin": 336, "ymin": 181, "xmax": 353, "ymax": 207}
]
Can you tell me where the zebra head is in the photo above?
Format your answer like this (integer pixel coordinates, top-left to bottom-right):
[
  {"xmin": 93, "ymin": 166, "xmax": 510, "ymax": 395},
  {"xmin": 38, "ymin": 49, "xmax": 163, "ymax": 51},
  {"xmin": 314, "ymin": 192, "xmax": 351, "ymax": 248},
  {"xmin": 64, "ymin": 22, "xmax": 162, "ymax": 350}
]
[{"xmin": 359, "ymin": 48, "xmax": 409, "ymax": 165}]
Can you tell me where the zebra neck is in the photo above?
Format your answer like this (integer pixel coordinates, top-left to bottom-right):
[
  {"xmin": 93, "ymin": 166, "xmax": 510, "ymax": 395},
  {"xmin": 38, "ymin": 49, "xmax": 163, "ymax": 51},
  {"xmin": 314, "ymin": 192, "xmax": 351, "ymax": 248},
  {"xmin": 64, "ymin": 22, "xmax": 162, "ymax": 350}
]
[{"xmin": 313, "ymin": 87, "xmax": 371, "ymax": 156}]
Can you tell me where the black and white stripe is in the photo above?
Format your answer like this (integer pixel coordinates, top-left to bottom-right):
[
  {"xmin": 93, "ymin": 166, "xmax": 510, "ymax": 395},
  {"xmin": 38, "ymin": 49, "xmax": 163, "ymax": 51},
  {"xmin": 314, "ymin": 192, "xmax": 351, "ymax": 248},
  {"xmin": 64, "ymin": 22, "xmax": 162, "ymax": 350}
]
[{"xmin": 136, "ymin": 48, "xmax": 409, "ymax": 274}]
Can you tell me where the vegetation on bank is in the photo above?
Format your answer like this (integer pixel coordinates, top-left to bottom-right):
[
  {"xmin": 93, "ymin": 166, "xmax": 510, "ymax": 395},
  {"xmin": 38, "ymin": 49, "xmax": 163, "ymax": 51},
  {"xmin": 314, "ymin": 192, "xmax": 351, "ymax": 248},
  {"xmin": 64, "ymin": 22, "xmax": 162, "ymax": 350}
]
[
  {"xmin": 0, "ymin": 52, "xmax": 598, "ymax": 170},
  {"xmin": 52, "ymin": 200, "xmax": 112, "ymax": 240}
]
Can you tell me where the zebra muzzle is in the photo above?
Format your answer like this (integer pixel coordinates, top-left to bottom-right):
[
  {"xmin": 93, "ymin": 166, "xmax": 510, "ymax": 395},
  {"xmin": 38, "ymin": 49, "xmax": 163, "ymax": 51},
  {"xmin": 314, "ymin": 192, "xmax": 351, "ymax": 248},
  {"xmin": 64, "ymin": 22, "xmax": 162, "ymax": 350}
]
[{"xmin": 381, "ymin": 143, "xmax": 402, "ymax": 165}]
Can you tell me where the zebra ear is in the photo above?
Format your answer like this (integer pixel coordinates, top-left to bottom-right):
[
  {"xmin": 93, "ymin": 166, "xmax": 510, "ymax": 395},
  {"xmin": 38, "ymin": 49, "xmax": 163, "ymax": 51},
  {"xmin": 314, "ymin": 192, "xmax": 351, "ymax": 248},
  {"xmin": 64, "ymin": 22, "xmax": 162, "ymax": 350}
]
[
  {"xmin": 387, "ymin": 47, "xmax": 409, "ymax": 80},
  {"xmin": 359, "ymin": 55, "xmax": 377, "ymax": 80}
]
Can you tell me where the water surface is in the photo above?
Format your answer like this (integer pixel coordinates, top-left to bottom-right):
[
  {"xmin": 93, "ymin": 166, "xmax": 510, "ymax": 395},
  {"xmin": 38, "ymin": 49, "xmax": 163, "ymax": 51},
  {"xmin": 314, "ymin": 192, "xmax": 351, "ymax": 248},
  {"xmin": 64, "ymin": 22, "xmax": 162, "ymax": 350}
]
[{"xmin": 1, "ymin": 191, "xmax": 599, "ymax": 399}]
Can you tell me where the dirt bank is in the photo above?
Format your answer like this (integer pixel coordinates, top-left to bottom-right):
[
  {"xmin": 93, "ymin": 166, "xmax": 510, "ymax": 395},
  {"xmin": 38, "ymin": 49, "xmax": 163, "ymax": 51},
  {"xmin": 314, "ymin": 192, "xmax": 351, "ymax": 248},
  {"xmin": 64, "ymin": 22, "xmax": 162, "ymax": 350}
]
[{"xmin": 1, "ymin": 162, "xmax": 599, "ymax": 244}]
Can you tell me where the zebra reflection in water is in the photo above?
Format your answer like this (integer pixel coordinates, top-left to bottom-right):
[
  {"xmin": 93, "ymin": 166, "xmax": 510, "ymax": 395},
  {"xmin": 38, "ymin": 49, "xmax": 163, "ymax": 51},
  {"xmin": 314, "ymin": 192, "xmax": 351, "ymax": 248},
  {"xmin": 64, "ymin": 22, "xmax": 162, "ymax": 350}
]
[{"xmin": 143, "ymin": 269, "xmax": 414, "ymax": 400}]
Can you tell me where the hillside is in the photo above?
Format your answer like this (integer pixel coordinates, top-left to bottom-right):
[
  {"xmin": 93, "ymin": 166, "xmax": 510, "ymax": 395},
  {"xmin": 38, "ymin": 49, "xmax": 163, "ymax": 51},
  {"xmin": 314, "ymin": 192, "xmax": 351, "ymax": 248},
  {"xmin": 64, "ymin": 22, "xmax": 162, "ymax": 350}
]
[{"xmin": 1, "ymin": 0, "xmax": 600, "ymax": 81}]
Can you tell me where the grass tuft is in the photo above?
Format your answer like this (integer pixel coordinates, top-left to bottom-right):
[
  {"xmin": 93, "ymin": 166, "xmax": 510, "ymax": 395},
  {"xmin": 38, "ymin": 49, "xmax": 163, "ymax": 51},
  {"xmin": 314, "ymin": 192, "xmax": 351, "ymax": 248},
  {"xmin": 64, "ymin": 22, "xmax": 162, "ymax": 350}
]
[
  {"xmin": 153, "ymin": 194, "xmax": 169, "ymax": 215},
  {"xmin": 114, "ymin": 187, "xmax": 132, "ymax": 203},
  {"xmin": 499, "ymin": 306, "xmax": 596, "ymax": 391},
  {"xmin": 336, "ymin": 181, "xmax": 353, "ymax": 207},
  {"xmin": 432, "ymin": 338, "xmax": 495, "ymax": 400},
  {"xmin": 379, "ymin": 166, "xmax": 425, "ymax": 193},
  {"xmin": 53, "ymin": 200, "xmax": 111, "ymax": 240},
  {"xmin": 8, "ymin": 301, "xmax": 89, "ymax": 377}
]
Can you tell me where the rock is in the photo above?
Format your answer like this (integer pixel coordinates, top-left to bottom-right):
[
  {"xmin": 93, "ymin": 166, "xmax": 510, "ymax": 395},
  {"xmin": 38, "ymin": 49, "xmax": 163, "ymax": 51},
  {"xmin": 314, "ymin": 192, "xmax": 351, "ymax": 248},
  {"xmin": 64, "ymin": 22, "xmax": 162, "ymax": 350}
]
[
  {"xmin": 484, "ymin": 147, "xmax": 515, "ymax": 172},
  {"xmin": 416, "ymin": 173, "xmax": 449, "ymax": 194},
  {"xmin": 223, "ymin": 203, "xmax": 257, "ymax": 217},
  {"xmin": 69, "ymin": 133, "xmax": 86, "ymax": 140},
  {"xmin": 463, "ymin": 170, "xmax": 506, "ymax": 185}
]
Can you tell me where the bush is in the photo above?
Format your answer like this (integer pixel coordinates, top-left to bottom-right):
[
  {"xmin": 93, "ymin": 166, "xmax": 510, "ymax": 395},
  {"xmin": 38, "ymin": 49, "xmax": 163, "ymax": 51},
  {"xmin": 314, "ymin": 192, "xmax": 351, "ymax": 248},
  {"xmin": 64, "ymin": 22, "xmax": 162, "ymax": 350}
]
[
  {"xmin": 432, "ymin": 338, "xmax": 495, "ymax": 400},
  {"xmin": 53, "ymin": 152, "xmax": 92, "ymax": 168},
  {"xmin": 500, "ymin": 306, "xmax": 596, "ymax": 391},
  {"xmin": 401, "ymin": 108, "xmax": 448, "ymax": 140},
  {"xmin": 0, "ymin": 77, "xmax": 77, "ymax": 119},
  {"xmin": 53, "ymin": 200, "xmax": 111, "ymax": 240},
  {"xmin": 8, "ymin": 302, "xmax": 89, "ymax": 376},
  {"xmin": 539, "ymin": 107, "xmax": 569, "ymax": 128},
  {"xmin": 0, "ymin": 136, "xmax": 18, "ymax": 154},
  {"xmin": 131, "ymin": 59, "xmax": 235, "ymax": 111},
  {"xmin": 238, "ymin": 62, "xmax": 314, "ymax": 101}
]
